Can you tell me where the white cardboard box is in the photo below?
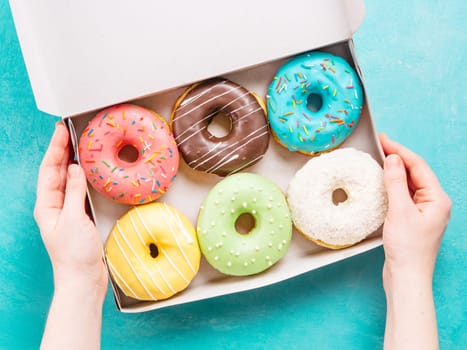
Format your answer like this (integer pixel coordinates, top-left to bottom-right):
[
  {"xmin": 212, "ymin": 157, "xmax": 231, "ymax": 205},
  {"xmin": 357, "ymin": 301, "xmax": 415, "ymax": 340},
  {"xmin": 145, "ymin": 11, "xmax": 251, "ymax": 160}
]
[{"xmin": 11, "ymin": 0, "xmax": 384, "ymax": 312}]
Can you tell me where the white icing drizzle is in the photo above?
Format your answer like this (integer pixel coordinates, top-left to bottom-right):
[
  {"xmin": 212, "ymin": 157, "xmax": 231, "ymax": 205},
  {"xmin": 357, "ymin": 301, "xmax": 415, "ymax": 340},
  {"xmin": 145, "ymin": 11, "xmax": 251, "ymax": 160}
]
[
  {"xmin": 173, "ymin": 85, "xmax": 243, "ymax": 121},
  {"xmin": 161, "ymin": 203, "xmax": 197, "ymax": 274},
  {"xmin": 178, "ymin": 80, "xmax": 228, "ymax": 108},
  {"xmin": 232, "ymin": 106, "xmax": 263, "ymax": 124},
  {"xmin": 133, "ymin": 207, "xmax": 190, "ymax": 283},
  {"xmin": 127, "ymin": 211, "xmax": 177, "ymax": 294},
  {"xmin": 177, "ymin": 104, "xmax": 262, "ymax": 147},
  {"xmin": 193, "ymin": 125, "xmax": 268, "ymax": 170},
  {"xmin": 106, "ymin": 259, "xmax": 141, "ymax": 299},
  {"xmin": 111, "ymin": 225, "xmax": 157, "ymax": 300},
  {"xmin": 175, "ymin": 93, "xmax": 254, "ymax": 141},
  {"xmin": 211, "ymin": 155, "xmax": 239, "ymax": 173},
  {"xmin": 188, "ymin": 143, "xmax": 222, "ymax": 166},
  {"xmin": 226, "ymin": 154, "xmax": 265, "ymax": 176},
  {"xmin": 115, "ymin": 222, "xmax": 169, "ymax": 297},
  {"xmin": 205, "ymin": 128, "xmax": 269, "ymax": 173},
  {"xmin": 163, "ymin": 203, "xmax": 194, "ymax": 244}
]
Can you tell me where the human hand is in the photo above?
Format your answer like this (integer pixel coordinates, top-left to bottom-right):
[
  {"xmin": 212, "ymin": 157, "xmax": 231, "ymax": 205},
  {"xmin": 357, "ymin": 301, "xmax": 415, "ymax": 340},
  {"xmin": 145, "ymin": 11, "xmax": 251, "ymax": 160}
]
[
  {"xmin": 34, "ymin": 122, "xmax": 107, "ymax": 296},
  {"xmin": 380, "ymin": 134, "xmax": 451, "ymax": 286}
]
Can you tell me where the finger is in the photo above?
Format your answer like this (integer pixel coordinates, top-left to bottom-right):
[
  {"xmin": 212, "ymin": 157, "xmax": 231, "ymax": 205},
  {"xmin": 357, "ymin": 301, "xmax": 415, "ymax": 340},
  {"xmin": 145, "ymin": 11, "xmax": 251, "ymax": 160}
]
[
  {"xmin": 379, "ymin": 134, "xmax": 444, "ymax": 195},
  {"xmin": 62, "ymin": 164, "xmax": 88, "ymax": 217},
  {"xmin": 35, "ymin": 122, "xmax": 70, "ymax": 221},
  {"xmin": 59, "ymin": 140, "xmax": 71, "ymax": 193},
  {"xmin": 407, "ymin": 176, "xmax": 416, "ymax": 196},
  {"xmin": 383, "ymin": 154, "xmax": 413, "ymax": 215}
]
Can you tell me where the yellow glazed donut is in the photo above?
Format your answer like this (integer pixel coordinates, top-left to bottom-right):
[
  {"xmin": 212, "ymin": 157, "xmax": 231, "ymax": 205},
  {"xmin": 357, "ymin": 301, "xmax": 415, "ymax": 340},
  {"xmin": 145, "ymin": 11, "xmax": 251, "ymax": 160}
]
[{"xmin": 105, "ymin": 203, "xmax": 201, "ymax": 301}]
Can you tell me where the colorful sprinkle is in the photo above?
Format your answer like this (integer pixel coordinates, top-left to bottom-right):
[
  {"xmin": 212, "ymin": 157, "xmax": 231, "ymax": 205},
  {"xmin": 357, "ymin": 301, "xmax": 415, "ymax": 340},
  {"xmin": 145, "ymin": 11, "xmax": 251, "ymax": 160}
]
[
  {"xmin": 144, "ymin": 152, "xmax": 159, "ymax": 163},
  {"xmin": 275, "ymin": 77, "xmax": 282, "ymax": 90},
  {"xmin": 302, "ymin": 113, "xmax": 312, "ymax": 121}
]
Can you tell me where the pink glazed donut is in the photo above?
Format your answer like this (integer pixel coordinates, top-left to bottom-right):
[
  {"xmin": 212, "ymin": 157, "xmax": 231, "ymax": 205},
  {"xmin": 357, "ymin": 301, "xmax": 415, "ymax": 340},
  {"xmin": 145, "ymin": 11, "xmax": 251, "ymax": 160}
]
[{"xmin": 78, "ymin": 104, "xmax": 179, "ymax": 205}]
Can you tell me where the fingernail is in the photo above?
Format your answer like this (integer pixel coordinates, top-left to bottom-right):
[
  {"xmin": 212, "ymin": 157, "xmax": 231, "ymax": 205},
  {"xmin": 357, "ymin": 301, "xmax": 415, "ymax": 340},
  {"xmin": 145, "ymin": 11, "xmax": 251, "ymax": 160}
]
[
  {"xmin": 69, "ymin": 164, "xmax": 81, "ymax": 177},
  {"xmin": 385, "ymin": 154, "xmax": 401, "ymax": 168}
]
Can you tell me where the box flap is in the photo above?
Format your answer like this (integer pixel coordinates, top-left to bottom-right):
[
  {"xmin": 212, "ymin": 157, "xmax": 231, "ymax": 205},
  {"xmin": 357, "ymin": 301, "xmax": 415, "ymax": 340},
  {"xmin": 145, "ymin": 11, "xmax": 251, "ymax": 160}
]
[{"xmin": 9, "ymin": 0, "xmax": 365, "ymax": 117}]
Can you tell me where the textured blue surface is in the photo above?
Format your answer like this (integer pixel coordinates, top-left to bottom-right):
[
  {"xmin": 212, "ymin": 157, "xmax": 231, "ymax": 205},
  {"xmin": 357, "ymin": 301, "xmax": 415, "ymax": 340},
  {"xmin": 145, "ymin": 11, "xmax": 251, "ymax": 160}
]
[{"xmin": 0, "ymin": 0, "xmax": 466, "ymax": 349}]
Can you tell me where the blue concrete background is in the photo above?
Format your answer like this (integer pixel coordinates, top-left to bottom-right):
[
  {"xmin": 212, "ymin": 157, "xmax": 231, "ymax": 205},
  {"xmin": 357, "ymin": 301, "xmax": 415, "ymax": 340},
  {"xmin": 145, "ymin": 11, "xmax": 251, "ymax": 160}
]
[{"xmin": 0, "ymin": 0, "xmax": 465, "ymax": 348}]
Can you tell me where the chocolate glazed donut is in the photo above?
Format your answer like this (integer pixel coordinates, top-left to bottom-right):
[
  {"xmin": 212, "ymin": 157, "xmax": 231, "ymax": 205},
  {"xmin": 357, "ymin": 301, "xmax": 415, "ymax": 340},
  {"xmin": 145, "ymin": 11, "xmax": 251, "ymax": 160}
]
[{"xmin": 170, "ymin": 78, "xmax": 269, "ymax": 176}]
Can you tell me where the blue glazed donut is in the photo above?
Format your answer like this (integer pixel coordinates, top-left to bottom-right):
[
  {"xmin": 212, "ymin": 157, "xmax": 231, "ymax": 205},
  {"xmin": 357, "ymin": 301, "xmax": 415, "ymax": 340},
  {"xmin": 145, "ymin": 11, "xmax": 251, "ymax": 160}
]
[{"xmin": 266, "ymin": 51, "xmax": 363, "ymax": 154}]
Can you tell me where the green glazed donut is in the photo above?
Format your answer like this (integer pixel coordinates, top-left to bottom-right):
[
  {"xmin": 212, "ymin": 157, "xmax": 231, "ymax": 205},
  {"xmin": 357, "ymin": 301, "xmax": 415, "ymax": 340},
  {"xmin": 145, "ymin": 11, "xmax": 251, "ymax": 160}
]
[{"xmin": 196, "ymin": 173, "xmax": 292, "ymax": 276}]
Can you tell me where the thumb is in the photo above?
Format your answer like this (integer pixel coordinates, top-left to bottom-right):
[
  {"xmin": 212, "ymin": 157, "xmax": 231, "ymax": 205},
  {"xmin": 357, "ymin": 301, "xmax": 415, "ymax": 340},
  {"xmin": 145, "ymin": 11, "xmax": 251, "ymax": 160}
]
[
  {"xmin": 63, "ymin": 164, "xmax": 88, "ymax": 216},
  {"xmin": 383, "ymin": 154, "xmax": 412, "ymax": 214}
]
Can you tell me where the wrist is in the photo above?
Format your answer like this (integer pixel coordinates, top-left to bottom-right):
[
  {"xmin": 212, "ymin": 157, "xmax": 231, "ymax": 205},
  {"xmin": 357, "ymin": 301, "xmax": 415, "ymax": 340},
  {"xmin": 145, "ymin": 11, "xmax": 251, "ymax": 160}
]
[
  {"xmin": 54, "ymin": 278, "xmax": 107, "ymax": 308},
  {"xmin": 382, "ymin": 263, "xmax": 439, "ymax": 350},
  {"xmin": 53, "ymin": 266, "xmax": 108, "ymax": 303},
  {"xmin": 383, "ymin": 262, "xmax": 433, "ymax": 296},
  {"xmin": 42, "ymin": 272, "xmax": 106, "ymax": 350}
]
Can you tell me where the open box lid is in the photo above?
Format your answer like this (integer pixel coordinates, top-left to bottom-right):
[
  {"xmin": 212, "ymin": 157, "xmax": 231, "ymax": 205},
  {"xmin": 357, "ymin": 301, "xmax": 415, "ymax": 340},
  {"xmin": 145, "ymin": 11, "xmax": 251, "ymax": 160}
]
[{"xmin": 9, "ymin": 0, "xmax": 365, "ymax": 117}]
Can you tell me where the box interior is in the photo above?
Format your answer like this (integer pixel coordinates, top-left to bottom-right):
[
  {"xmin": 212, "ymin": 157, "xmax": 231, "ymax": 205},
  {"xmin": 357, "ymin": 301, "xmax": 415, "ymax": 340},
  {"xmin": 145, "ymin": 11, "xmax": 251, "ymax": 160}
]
[{"xmin": 68, "ymin": 40, "xmax": 384, "ymax": 312}]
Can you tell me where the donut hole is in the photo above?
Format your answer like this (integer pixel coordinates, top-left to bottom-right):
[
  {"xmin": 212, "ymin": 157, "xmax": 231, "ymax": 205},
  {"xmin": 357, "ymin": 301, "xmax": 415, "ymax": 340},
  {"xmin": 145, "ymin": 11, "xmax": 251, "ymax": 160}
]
[
  {"xmin": 235, "ymin": 213, "xmax": 256, "ymax": 235},
  {"xmin": 332, "ymin": 188, "xmax": 348, "ymax": 206},
  {"xmin": 118, "ymin": 144, "xmax": 139, "ymax": 163},
  {"xmin": 148, "ymin": 243, "xmax": 159, "ymax": 258},
  {"xmin": 207, "ymin": 111, "xmax": 232, "ymax": 138},
  {"xmin": 306, "ymin": 93, "xmax": 323, "ymax": 113}
]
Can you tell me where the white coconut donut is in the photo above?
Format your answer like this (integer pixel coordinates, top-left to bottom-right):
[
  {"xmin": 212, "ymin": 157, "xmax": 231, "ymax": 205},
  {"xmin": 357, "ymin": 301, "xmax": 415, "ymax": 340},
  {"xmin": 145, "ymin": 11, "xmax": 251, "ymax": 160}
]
[{"xmin": 287, "ymin": 148, "xmax": 388, "ymax": 249}]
